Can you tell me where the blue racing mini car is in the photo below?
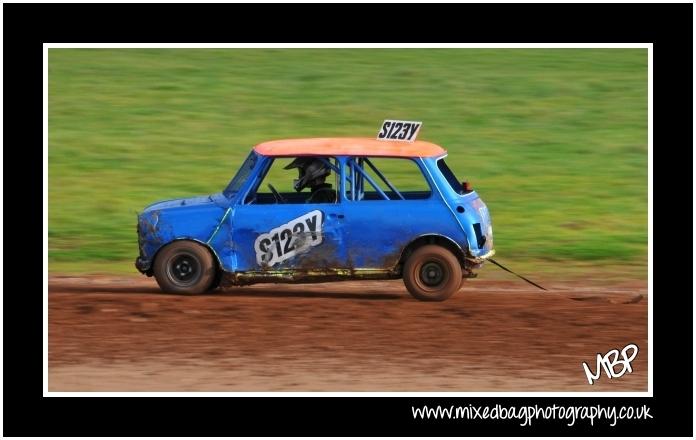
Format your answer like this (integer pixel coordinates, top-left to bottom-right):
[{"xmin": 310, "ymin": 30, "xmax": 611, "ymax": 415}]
[{"xmin": 136, "ymin": 127, "xmax": 494, "ymax": 301}]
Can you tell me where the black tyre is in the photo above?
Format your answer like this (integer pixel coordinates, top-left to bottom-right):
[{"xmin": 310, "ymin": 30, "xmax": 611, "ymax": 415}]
[
  {"xmin": 403, "ymin": 245, "xmax": 462, "ymax": 301},
  {"xmin": 153, "ymin": 241, "xmax": 217, "ymax": 294}
]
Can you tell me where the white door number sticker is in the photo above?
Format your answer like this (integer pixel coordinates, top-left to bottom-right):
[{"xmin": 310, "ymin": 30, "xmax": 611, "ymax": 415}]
[
  {"xmin": 254, "ymin": 210, "xmax": 324, "ymax": 266},
  {"xmin": 377, "ymin": 120, "xmax": 422, "ymax": 142}
]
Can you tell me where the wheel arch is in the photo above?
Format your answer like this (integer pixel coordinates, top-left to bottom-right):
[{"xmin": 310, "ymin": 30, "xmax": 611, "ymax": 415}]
[
  {"xmin": 397, "ymin": 233, "xmax": 468, "ymax": 269},
  {"xmin": 151, "ymin": 238, "xmax": 223, "ymax": 273}
]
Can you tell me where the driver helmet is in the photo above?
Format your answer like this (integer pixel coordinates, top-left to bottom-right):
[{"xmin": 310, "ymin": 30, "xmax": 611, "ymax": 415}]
[{"xmin": 284, "ymin": 157, "xmax": 331, "ymax": 192}]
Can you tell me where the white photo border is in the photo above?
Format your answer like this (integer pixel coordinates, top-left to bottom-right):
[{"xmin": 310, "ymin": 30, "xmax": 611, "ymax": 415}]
[{"xmin": 43, "ymin": 42, "xmax": 653, "ymax": 398}]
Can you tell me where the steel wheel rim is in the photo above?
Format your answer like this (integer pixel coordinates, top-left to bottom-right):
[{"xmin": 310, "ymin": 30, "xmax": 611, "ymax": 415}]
[
  {"xmin": 167, "ymin": 253, "xmax": 201, "ymax": 286},
  {"xmin": 417, "ymin": 259, "xmax": 448, "ymax": 290}
]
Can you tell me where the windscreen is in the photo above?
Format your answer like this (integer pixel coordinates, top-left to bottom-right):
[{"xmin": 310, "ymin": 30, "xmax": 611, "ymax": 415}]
[{"xmin": 223, "ymin": 151, "xmax": 258, "ymax": 198}]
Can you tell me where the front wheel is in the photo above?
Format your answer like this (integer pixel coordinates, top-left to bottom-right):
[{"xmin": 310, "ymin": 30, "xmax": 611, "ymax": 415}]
[
  {"xmin": 153, "ymin": 241, "xmax": 217, "ymax": 294},
  {"xmin": 403, "ymin": 245, "xmax": 462, "ymax": 301}
]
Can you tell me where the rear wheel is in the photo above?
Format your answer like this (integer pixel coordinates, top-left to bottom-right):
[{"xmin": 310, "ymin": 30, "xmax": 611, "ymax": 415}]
[
  {"xmin": 403, "ymin": 245, "xmax": 462, "ymax": 301},
  {"xmin": 153, "ymin": 241, "xmax": 217, "ymax": 294}
]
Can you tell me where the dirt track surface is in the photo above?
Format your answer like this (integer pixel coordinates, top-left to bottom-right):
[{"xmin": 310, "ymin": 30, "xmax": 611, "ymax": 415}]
[{"xmin": 49, "ymin": 276, "xmax": 648, "ymax": 392}]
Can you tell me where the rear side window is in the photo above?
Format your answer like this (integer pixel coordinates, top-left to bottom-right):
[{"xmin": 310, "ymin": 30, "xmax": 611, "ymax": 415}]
[
  {"xmin": 345, "ymin": 157, "xmax": 431, "ymax": 201},
  {"xmin": 437, "ymin": 158, "xmax": 463, "ymax": 194}
]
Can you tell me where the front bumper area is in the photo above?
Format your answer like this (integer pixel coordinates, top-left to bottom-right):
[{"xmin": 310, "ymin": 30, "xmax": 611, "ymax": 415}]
[{"xmin": 135, "ymin": 256, "xmax": 152, "ymax": 274}]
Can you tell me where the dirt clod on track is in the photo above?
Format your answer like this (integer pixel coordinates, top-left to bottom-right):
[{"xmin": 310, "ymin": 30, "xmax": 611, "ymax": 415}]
[{"xmin": 49, "ymin": 275, "xmax": 647, "ymax": 391}]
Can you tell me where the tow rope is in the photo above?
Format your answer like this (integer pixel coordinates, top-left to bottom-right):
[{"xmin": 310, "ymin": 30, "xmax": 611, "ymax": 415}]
[{"xmin": 488, "ymin": 258, "xmax": 547, "ymax": 291}]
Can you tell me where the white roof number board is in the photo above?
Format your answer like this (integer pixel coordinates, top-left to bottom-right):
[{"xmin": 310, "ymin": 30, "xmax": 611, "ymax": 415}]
[{"xmin": 376, "ymin": 120, "xmax": 422, "ymax": 143}]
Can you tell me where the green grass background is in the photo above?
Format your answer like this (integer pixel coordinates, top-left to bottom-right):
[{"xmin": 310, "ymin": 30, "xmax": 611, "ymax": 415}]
[{"xmin": 48, "ymin": 49, "xmax": 648, "ymax": 277}]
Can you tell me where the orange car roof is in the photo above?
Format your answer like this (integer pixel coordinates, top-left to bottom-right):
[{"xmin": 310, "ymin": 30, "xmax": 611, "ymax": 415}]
[{"xmin": 253, "ymin": 137, "xmax": 446, "ymax": 158}]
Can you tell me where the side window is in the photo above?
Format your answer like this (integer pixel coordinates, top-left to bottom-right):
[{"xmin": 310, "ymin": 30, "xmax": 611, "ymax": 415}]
[
  {"xmin": 346, "ymin": 157, "xmax": 431, "ymax": 201},
  {"xmin": 245, "ymin": 156, "xmax": 340, "ymax": 205}
]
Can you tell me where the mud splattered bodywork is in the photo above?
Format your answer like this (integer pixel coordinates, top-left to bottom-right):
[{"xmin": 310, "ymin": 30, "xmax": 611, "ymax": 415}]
[{"xmin": 135, "ymin": 138, "xmax": 495, "ymax": 288}]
